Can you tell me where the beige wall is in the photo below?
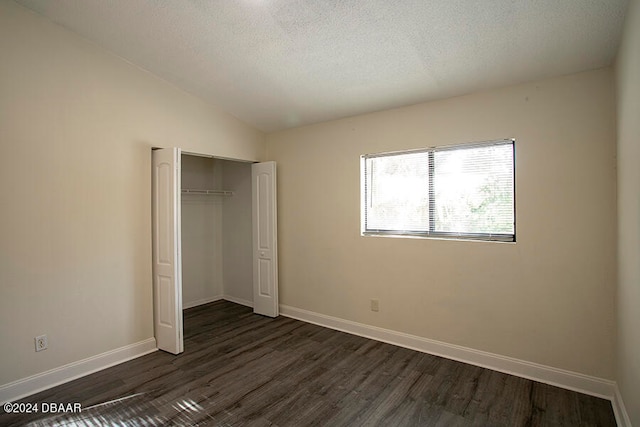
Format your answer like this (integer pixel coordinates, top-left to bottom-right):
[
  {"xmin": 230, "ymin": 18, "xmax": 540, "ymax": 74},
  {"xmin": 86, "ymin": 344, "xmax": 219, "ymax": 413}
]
[
  {"xmin": 0, "ymin": 1, "xmax": 264, "ymax": 386},
  {"xmin": 615, "ymin": 0, "xmax": 640, "ymax": 423},
  {"xmin": 267, "ymin": 68, "xmax": 617, "ymax": 379}
]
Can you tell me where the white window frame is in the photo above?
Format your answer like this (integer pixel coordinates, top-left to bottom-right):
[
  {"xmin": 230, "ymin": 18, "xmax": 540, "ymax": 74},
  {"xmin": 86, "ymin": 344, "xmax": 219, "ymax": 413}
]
[{"xmin": 361, "ymin": 139, "xmax": 516, "ymax": 242}]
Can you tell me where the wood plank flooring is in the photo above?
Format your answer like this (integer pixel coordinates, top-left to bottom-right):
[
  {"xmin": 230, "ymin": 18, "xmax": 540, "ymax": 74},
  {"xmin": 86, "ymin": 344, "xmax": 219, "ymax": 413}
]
[{"xmin": 1, "ymin": 301, "xmax": 616, "ymax": 426}]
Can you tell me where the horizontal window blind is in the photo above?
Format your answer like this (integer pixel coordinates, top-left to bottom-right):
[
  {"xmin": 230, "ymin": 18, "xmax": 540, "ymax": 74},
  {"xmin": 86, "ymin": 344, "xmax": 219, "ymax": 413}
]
[
  {"xmin": 365, "ymin": 151, "xmax": 430, "ymax": 232},
  {"xmin": 362, "ymin": 140, "xmax": 515, "ymax": 242}
]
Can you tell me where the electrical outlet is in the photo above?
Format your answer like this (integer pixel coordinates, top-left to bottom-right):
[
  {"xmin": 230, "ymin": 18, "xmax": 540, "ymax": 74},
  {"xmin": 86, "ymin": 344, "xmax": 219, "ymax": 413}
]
[
  {"xmin": 35, "ymin": 335, "xmax": 48, "ymax": 352},
  {"xmin": 370, "ymin": 299, "xmax": 379, "ymax": 312}
]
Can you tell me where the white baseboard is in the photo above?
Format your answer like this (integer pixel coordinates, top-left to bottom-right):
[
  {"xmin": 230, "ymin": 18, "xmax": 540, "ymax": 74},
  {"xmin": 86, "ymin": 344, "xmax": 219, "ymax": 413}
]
[
  {"xmin": 223, "ymin": 295, "xmax": 253, "ymax": 308},
  {"xmin": 612, "ymin": 384, "xmax": 632, "ymax": 427},
  {"xmin": 183, "ymin": 295, "xmax": 253, "ymax": 309},
  {"xmin": 279, "ymin": 305, "xmax": 617, "ymax": 401},
  {"xmin": 183, "ymin": 295, "xmax": 223, "ymax": 309},
  {"xmin": 0, "ymin": 338, "xmax": 157, "ymax": 404}
]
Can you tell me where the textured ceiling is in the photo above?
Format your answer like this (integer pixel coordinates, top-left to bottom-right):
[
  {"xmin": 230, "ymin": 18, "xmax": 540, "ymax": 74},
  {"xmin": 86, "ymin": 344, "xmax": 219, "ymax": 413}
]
[{"xmin": 15, "ymin": 0, "xmax": 629, "ymax": 132}]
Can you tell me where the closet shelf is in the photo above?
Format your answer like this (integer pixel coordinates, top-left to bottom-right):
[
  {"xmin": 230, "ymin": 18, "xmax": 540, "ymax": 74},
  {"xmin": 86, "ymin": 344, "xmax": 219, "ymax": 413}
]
[{"xmin": 181, "ymin": 189, "xmax": 234, "ymax": 196}]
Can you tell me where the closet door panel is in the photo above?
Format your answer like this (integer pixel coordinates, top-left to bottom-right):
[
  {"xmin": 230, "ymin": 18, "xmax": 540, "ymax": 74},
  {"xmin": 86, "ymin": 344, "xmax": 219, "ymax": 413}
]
[
  {"xmin": 258, "ymin": 258, "xmax": 273, "ymax": 297},
  {"xmin": 152, "ymin": 147, "xmax": 183, "ymax": 354},
  {"xmin": 252, "ymin": 161, "xmax": 278, "ymax": 317}
]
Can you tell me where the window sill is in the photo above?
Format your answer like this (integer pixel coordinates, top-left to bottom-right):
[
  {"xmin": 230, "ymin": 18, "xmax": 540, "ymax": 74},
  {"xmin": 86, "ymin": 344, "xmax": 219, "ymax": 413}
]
[{"xmin": 361, "ymin": 232, "xmax": 516, "ymax": 243}]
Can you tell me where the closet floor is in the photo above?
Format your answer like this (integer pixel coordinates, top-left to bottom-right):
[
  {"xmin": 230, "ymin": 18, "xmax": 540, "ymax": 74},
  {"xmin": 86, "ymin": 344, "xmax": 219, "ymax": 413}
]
[{"xmin": 1, "ymin": 300, "xmax": 616, "ymax": 426}]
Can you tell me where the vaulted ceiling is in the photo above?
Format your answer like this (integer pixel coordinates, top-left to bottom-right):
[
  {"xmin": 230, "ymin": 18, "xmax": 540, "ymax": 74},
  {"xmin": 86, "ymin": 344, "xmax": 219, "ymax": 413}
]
[{"xmin": 16, "ymin": 0, "xmax": 629, "ymax": 132}]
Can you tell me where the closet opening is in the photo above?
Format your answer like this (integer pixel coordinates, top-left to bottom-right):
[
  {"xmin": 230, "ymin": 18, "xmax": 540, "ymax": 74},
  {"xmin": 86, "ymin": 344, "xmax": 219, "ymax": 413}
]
[
  {"xmin": 151, "ymin": 148, "xmax": 278, "ymax": 354},
  {"xmin": 181, "ymin": 154, "xmax": 254, "ymax": 311}
]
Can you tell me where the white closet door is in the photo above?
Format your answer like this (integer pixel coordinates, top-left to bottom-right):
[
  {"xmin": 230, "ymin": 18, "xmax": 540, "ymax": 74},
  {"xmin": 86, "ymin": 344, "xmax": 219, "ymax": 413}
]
[
  {"xmin": 252, "ymin": 161, "xmax": 278, "ymax": 317},
  {"xmin": 152, "ymin": 148, "xmax": 184, "ymax": 354}
]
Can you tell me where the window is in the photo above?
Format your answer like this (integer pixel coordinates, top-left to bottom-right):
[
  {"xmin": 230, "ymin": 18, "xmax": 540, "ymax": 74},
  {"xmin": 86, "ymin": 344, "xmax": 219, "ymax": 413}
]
[{"xmin": 361, "ymin": 139, "xmax": 515, "ymax": 242}]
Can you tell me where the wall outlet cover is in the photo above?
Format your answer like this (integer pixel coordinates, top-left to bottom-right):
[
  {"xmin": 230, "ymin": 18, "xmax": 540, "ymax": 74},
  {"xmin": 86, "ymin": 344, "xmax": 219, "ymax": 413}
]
[{"xmin": 35, "ymin": 335, "xmax": 48, "ymax": 352}]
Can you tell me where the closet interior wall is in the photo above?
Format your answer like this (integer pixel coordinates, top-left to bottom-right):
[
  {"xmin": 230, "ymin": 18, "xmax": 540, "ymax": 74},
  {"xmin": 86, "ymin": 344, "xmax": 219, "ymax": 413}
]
[
  {"xmin": 220, "ymin": 159, "xmax": 253, "ymax": 306},
  {"xmin": 181, "ymin": 154, "xmax": 253, "ymax": 309}
]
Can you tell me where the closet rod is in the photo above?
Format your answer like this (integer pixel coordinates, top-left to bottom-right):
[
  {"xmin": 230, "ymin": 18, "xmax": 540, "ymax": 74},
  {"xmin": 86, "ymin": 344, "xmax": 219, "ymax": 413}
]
[{"xmin": 181, "ymin": 189, "xmax": 234, "ymax": 196}]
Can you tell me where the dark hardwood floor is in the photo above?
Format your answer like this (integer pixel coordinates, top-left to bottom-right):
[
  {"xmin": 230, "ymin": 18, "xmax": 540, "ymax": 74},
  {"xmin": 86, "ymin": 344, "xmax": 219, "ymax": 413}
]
[{"xmin": 1, "ymin": 301, "xmax": 616, "ymax": 426}]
